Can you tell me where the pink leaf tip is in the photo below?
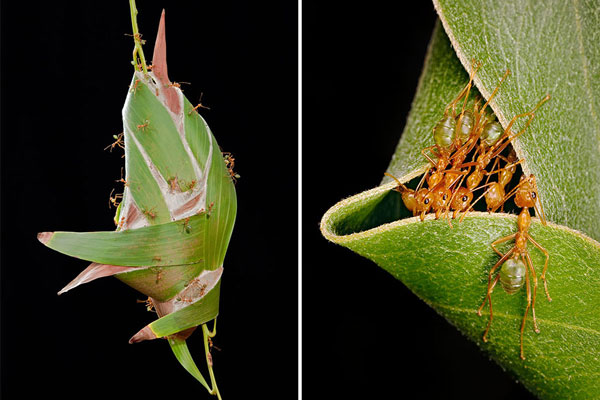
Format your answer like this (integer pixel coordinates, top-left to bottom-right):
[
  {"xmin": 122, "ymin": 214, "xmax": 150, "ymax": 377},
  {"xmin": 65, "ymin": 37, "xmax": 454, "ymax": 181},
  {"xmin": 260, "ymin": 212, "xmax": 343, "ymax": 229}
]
[{"xmin": 37, "ymin": 232, "xmax": 53, "ymax": 245}]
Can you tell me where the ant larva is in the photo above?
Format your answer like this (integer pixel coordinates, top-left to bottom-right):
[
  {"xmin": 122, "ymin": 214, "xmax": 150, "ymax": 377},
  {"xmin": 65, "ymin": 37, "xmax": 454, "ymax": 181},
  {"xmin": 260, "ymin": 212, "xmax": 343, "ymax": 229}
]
[{"xmin": 478, "ymin": 174, "xmax": 549, "ymax": 360}]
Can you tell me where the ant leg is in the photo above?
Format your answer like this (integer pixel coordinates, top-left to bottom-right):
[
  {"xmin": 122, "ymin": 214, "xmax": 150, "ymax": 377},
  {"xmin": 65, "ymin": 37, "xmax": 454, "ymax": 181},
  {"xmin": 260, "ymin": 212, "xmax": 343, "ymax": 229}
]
[
  {"xmin": 458, "ymin": 181, "xmax": 497, "ymax": 223},
  {"xmin": 421, "ymin": 146, "xmax": 439, "ymax": 166},
  {"xmin": 479, "ymin": 249, "xmax": 515, "ymax": 341},
  {"xmin": 520, "ymin": 263, "xmax": 532, "ymax": 360},
  {"xmin": 484, "ymin": 157, "xmax": 500, "ymax": 186},
  {"xmin": 384, "ymin": 172, "xmax": 409, "ymax": 193},
  {"xmin": 459, "ymin": 60, "xmax": 481, "ymax": 116},
  {"xmin": 532, "ymin": 195, "xmax": 548, "ymax": 226},
  {"xmin": 480, "ymin": 69, "xmax": 510, "ymax": 113},
  {"xmin": 504, "ymin": 94, "xmax": 551, "ymax": 136},
  {"xmin": 479, "ymin": 274, "xmax": 500, "ymax": 339},
  {"xmin": 443, "ymin": 174, "xmax": 468, "ymax": 226},
  {"xmin": 485, "ymin": 159, "xmax": 525, "ymax": 176},
  {"xmin": 488, "ymin": 176, "xmax": 529, "ymax": 214},
  {"xmin": 525, "ymin": 252, "xmax": 540, "ymax": 333},
  {"xmin": 446, "ymin": 59, "xmax": 481, "ymax": 118},
  {"xmin": 490, "ymin": 233, "xmax": 517, "ymax": 258},
  {"xmin": 415, "ymin": 167, "xmax": 430, "ymax": 192},
  {"xmin": 527, "ymin": 235, "xmax": 551, "ymax": 302}
]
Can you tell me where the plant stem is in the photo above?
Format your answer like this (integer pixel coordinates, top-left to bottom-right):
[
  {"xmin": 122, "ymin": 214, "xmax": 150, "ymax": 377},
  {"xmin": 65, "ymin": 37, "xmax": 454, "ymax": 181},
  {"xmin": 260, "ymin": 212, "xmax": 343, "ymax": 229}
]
[
  {"xmin": 203, "ymin": 320, "xmax": 222, "ymax": 400},
  {"xmin": 129, "ymin": 0, "xmax": 148, "ymax": 74}
]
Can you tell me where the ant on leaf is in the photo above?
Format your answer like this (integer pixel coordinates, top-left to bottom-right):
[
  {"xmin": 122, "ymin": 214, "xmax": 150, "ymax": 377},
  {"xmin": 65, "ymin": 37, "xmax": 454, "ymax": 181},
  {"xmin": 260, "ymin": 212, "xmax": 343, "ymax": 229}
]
[{"xmin": 478, "ymin": 174, "xmax": 550, "ymax": 360}]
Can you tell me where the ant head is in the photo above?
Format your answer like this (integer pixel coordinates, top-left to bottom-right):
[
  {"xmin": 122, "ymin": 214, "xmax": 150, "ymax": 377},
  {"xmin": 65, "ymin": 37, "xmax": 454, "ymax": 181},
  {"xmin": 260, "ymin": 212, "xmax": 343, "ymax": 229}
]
[
  {"xmin": 415, "ymin": 188, "xmax": 434, "ymax": 213},
  {"xmin": 451, "ymin": 186, "xmax": 473, "ymax": 211}
]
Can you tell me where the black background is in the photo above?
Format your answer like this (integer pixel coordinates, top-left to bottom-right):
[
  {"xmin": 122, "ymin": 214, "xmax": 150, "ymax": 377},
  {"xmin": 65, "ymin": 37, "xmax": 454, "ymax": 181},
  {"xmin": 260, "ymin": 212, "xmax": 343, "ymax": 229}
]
[
  {"xmin": 303, "ymin": 1, "xmax": 535, "ymax": 399},
  {"xmin": 1, "ymin": 1, "xmax": 296, "ymax": 399}
]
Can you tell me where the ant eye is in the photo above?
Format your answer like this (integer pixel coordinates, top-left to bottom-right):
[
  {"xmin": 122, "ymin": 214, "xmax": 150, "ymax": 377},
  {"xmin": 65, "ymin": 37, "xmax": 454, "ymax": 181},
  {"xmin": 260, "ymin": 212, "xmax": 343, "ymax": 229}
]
[
  {"xmin": 424, "ymin": 198, "xmax": 430, "ymax": 205},
  {"xmin": 443, "ymin": 194, "xmax": 448, "ymax": 201},
  {"xmin": 462, "ymin": 195, "xmax": 468, "ymax": 202},
  {"xmin": 531, "ymin": 192, "xmax": 537, "ymax": 199}
]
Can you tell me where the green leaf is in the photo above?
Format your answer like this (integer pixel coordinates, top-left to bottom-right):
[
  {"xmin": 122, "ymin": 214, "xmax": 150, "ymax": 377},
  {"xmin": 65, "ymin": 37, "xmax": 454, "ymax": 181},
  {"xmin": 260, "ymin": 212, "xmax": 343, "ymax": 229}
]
[
  {"xmin": 322, "ymin": 181, "xmax": 600, "ymax": 399},
  {"xmin": 168, "ymin": 338, "xmax": 211, "ymax": 391},
  {"xmin": 38, "ymin": 212, "xmax": 208, "ymax": 267},
  {"xmin": 38, "ymin": 7, "xmax": 235, "ymax": 394},
  {"xmin": 432, "ymin": 0, "xmax": 600, "ymax": 240},
  {"xmin": 322, "ymin": 2, "xmax": 600, "ymax": 397}
]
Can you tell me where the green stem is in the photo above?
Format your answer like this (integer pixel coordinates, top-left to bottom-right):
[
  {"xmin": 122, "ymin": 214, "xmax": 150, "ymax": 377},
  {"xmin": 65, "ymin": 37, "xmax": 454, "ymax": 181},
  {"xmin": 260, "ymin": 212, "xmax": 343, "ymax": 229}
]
[
  {"xmin": 203, "ymin": 321, "xmax": 222, "ymax": 400},
  {"xmin": 129, "ymin": 0, "xmax": 148, "ymax": 74}
]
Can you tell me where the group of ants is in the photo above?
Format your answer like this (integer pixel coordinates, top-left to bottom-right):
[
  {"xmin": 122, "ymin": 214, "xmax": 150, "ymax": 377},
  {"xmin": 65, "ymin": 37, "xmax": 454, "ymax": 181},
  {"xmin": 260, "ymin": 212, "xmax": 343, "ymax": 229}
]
[{"xmin": 386, "ymin": 62, "xmax": 551, "ymax": 360}]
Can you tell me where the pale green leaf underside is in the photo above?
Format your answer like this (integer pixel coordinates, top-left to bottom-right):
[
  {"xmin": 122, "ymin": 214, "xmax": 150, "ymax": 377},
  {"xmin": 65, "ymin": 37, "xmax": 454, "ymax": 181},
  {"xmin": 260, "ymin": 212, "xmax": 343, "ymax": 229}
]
[
  {"xmin": 321, "ymin": 181, "xmax": 600, "ymax": 399},
  {"xmin": 40, "ymin": 212, "xmax": 208, "ymax": 267},
  {"xmin": 150, "ymin": 280, "xmax": 221, "ymax": 338}
]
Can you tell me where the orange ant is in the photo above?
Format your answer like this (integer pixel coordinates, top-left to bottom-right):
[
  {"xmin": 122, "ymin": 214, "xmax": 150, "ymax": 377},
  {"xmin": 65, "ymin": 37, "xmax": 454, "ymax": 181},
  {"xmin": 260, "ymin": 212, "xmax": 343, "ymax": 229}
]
[
  {"xmin": 142, "ymin": 206, "xmax": 157, "ymax": 220},
  {"xmin": 384, "ymin": 173, "xmax": 433, "ymax": 221},
  {"xmin": 182, "ymin": 217, "xmax": 192, "ymax": 234},
  {"xmin": 188, "ymin": 93, "xmax": 210, "ymax": 115},
  {"xmin": 137, "ymin": 297, "xmax": 155, "ymax": 312},
  {"xmin": 168, "ymin": 176, "xmax": 180, "ymax": 192},
  {"xmin": 168, "ymin": 81, "xmax": 190, "ymax": 90},
  {"xmin": 223, "ymin": 152, "xmax": 240, "ymax": 183},
  {"xmin": 104, "ymin": 132, "xmax": 125, "ymax": 152},
  {"xmin": 115, "ymin": 167, "xmax": 128, "ymax": 187},
  {"xmin": 137, "ymin": 120, "xmax": 150, "ymax": 131},
  {"xmin": 208, "ymin": 337, "xmax": 221, "ymax": 352},
  {"xmin": 155, "ymin": 268, "xmax": 163, "ymax": 284},
  {"xmin": 477, "ymin": 174, "xmax": 549, "ymax": 360},
  {"xmin": 418, "ymin": 65, "xmax": 508, "ymax": 223},
  {"xmin": 108, "ymin": 189, "xmax": 123, "ymax": 209},
  {"xmin": 130, "ymin": 79, "xmax": 141, "ymax": 94},
  {"xmin": 456, "ymin": 94, "xmax": 550, "ymax": 222}
]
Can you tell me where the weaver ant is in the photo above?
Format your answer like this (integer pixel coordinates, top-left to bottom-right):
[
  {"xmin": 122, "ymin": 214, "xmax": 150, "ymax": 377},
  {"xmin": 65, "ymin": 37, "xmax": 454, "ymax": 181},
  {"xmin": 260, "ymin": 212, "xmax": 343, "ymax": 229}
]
[
  {"xmin": 188, "ymin": 93, "xmax": 210, "ymax": 115},
  {"xmin": 108, "ymin": 189, "xmax": 123, "ymax": 209},
  {"xmin": 104, "ymin": 132, "xmax": 125, "ymax": 152},
  {"xmin": 477, "ymin": 174, "xmax": 549, "ymax": 360},
  {"xmin": 222, "ymin": 152, "xmax": 240, "ymax": 183},
  {"xmin": 137, "ymin": 120, "xmax": 150, "ymax": 131}
]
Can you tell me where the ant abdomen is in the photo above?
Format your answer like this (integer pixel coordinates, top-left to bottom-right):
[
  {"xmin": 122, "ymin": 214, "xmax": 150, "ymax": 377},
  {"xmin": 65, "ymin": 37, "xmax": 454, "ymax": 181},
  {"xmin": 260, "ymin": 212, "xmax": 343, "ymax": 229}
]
[
  {"xmin": 400, "ymin": 190, "xmax": 417, "ymax": 213},
  {"xmin": 433, "ymin": 116, "xmax": 456, "ymax": 149},
  {"xmin": 499, "ymin": 257, "xmax": 526, "ymax": 294},
  {"xmin": 454, "ymin": 110, "xmax": 474, "ymax": 145},
  {"xmin": 484, "ymin": 182, "xmax": 505, "ymax": 211},
  {"xmin": 480, "ymin": 121, "xmax": 503, "ymax": 148}
]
